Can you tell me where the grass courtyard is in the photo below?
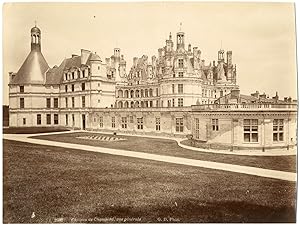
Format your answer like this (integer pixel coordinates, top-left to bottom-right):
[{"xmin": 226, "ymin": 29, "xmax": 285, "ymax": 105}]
[
  {"xmin": 32, "ymin": 132, "xmax": 296, "ymax": 172},
  {"xmin": 3, "ymin": 139, "xmax": 296, "ymax": 223}
]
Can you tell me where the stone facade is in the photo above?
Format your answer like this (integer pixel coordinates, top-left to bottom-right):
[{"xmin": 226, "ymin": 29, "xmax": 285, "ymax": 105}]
[{"xmin": 8, "ymin": 25, "xmax": 297, "ymax": 150}]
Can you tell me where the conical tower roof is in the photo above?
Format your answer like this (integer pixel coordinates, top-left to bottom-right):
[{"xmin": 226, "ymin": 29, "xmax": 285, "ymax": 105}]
[
  {"xmin": 10, "ymin": 25, "xmax": 49, "ymax": 85},
  {"xmin": 11, "ymin": 50, "xmax": 49, "ymax": 84}
]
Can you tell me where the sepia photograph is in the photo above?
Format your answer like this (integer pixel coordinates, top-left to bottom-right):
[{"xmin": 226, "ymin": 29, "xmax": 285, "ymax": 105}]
[{"xmin": 2, "ymin": 2, "xmax": 297, "ymax": 223}]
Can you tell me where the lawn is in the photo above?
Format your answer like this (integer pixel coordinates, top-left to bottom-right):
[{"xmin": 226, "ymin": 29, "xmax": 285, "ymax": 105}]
[
  {"xmin": 3, "ymin": 127, "xmax": 69, "ymax": 134},
  {"xmin": 3, "ymin": 139, "xmax": 296, "ymax": 223},
  {"xmin": 31, "ymin": 132, "xmax": 297, "ymax": 172}
]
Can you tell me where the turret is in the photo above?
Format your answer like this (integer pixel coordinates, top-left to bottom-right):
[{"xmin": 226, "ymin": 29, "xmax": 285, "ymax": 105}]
[
  {"xmin": 31, "ymin": 25, "xmax": 41, "ymax": 51},
  {"xmin": 114, "ymin": 48, "xmax": 120, "ymax": 59},
  {"xmin": 166, "ymin": 32, "xmax": 173, "ymax": 52},
  {"xmin": 10, "ymin": 24, "xmax": 49, "ymax": 85},
  {"xmin": 218, "ymin": 49, "xmax": 225, "ymax": 62},
  {"xmin": 119, "ymin": 55, "xmax": 126, "ymax": 79},
  {"xmin": 176, "ymin": 32, "xmax": 185, "ymax": 50}
]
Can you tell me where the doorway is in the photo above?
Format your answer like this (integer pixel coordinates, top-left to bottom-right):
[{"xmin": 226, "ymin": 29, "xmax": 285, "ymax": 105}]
[{"xmin": 82, "ymin": 114, "xmax": 86, "ymax": 130}]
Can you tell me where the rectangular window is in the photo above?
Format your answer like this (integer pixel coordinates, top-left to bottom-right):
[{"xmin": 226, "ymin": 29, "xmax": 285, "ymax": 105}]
[
  {"xmin": 54, "ymin": 114, "xmax": 58, "ymax": 125},
  {"xmin": 99, "ymin": 116, "xmax": 103, "ymax": 128},
  {"xmin": 176, "ymin": 118, "xmax": 184, "ymax": 132},
  {"xmin": 65, "ymin": 85, "xmax": 68, "ymax": 93},
  {"xmin": 72, "ymin": 97, "xmax": 75, "ymax": 108},
  {"xmin": 112, "ymin": 116, "xmax": 116, "ymax": 128},
  {"xmin": 66, "ymin": 114, "xmax": 68, "ymax": 125},
  {"xmin": 20, "ymin": 86, "xmax": 24, "ymax": 93},
  {"xmin": 37, "ymin": 114, "xmax": 41, "ymax": 125},
  {"xmin": 82, "ymin": 96, "xmax": 85, "ymax": 108},
  {"xmin": 178, "ymin": 59, "xmax": 184, "ymax": 68},
  {"xmin": 178, "ymin": 98, "xmax": 183, "ymax": 107},
  {"xmin": 172, "ymin": 98, "xmax": 175, "ymax": 107},
  {"xmin": 72, "ymin": 84, "xmax": 75, "ymax": 92},
  {"xmin": 156, "ymin": 117, "xmax": 161, "ymax": 131},
  {"xmin": 172, "ymin": 84, "xmax": 175, "ymax": 94},
  {"xmin": 150, "ymin": 101, "xmax": 153, "ymax": 107},
  {"xmin": 72, "ymin": 72, "xmax": 75, "ymax": 79},
  {"xmin": 178, "ymin": 72, "xmax": 184, "ymax": 77},
  {"xmin": 82, "ymin": 83, "xmax": 85, "ymax": 91},
  {"xmin": 82, "ymin": 70, "xmax": 85, "ymax": 77},
  {"xmin": 65, "ymin": 97, "xmax": 68, "ymax": 108},
  {"xmin": 212, "ymin": 119, "xmax": 219, "ymax": 131},
  {"xmin": 23, "ymin": 118, "xmax": 26, "ymax": 125},
  {"xmin": 54, "ymin": 98, "xmax": 58, "ymax": 108},
  {"xmin": 46, "ymin": 98, "xmax": 51, "ymax": 108},
  {"xmin": 195, "ymin": 118, "xmax": 200, "ymax": 139},
  {"xmin": 72, "ymin": 114, "xmax": 75, "ymax": 126},
  {"xmin": 47, "ymin": 114, "xmax": 51, "ymax": 125},
  {"xmin": 156, "ymin": 88, "xmax": 159, "ymax": 96},
  {"xmin": 244, "ymin": 119, "xmax": 258, "ymax": 143},
  {"xmin": 273, "ymin": 119, "xmax": 284, "ymax": 142},
  {"xmin": 121, "ymin": 117, "xmax": 127, "ymax": 129},
  {"xmin": 137, "ymin": 117, "xmax": 143, "ymax": 130},
  {"xmin": 20, "ymin": 98, "xmax": 24, "ymax": 109},
  {"xmin": 178, "ymin": 84, "xmax": 183, "ymax": 94}
]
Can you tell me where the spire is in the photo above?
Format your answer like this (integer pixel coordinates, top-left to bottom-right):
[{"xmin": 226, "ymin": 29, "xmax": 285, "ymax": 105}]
[
  {"xmin": 179, "ymin": 22, "xmax": 182, "ymax": 31},
  {"xmin": 169, "ymin": 32, "xmax": 172, "ymax": 40}
]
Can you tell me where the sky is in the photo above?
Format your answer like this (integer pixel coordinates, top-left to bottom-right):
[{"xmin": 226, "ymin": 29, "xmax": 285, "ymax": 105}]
[{"xmin": 2, "ymin": 2, "xmax": 297, "ymax": 105}]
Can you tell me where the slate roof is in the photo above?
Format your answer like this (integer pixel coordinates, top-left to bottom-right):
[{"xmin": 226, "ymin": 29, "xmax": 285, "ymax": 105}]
[
  {"xmin": 10, "ymin": 50, "xmax": 49, "ymax": 85},
  {"xmin": 45, "ymin": 56, "xmax": 82, "ymax": 85}
]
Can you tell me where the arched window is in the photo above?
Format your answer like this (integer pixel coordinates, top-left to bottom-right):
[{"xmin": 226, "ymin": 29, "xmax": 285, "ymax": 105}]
[
  {"xmin": 130, "ymin": 101, "xmax": 134, "ymax": 108},
  {"xmin": 130, "ymin": 90, "xmax": 134, "ymax": 98},
  {"xmin": 124, "ymin": 101, "xmax": 129, "ymax": 108},
  {"xmin": 149, "ymin": 89, "xmax": 153, "ymax": 97},
  {"xmin": 135, "ymin": 101, "xmax": 139, "ymax": 108},
  {"xmin": 135, "ymin": 90, "xmax": 140, "ymax": 98},
  {"xmin": 141, "ymin": 89, "xmax": 144, "ymax": 97},
  {"xmin": 118, "ymin": 101, "xmax": 123, "ymax": 108},
  {"xmin": 124, "ymin": 90, "xmax": 129, "ymax": 98},
  {"xmin": 118, "ymin": 90, "xmax": 123, "ymax": 98},
  {"xmin": 141, "ymin": 101, "xmax": 144, "ymax": 108},
  {"xmin": 145, "ymin": 89, "xmax": 148, "ymax": 97}
]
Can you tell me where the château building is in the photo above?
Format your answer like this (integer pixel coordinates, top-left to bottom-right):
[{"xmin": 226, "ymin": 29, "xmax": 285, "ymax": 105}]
[{"xmin": 8, "ymin": 25, "xmax": 297, "ymax": 151}]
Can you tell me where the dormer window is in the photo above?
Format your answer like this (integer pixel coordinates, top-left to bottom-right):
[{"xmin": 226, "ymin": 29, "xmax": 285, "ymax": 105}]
[
  {"xmin": 72, "ymin": 72, "xmax": 75, "ymax": 79},
  {"xmin": 65, "ymin": 73, "xmax": 68, "ymax": 80},
  {"xmin": 178, "ymin": 59, "xmax": 184, "ymax": 68},
  {"xmin": 20, "ymin": 86, "xmax": 24, "ymax": 93}
]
